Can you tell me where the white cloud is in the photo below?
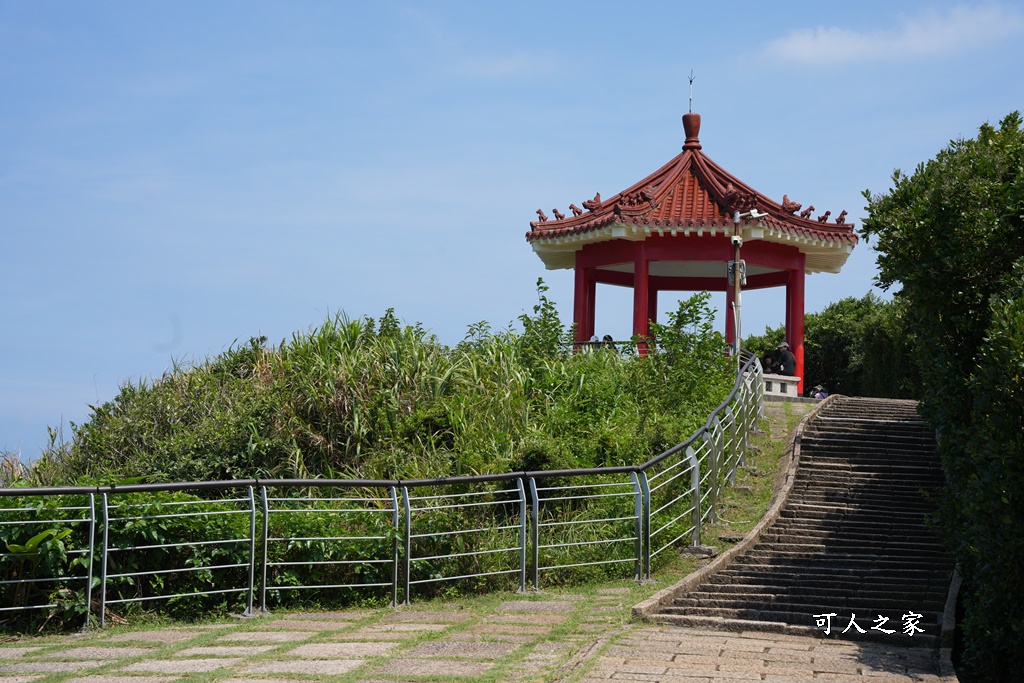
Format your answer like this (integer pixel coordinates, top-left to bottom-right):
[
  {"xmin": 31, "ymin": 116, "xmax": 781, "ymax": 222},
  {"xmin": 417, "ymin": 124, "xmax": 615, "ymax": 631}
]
[{"xmin": 763, "ymin": 5, "xmax": 1024, "ymax": 66}]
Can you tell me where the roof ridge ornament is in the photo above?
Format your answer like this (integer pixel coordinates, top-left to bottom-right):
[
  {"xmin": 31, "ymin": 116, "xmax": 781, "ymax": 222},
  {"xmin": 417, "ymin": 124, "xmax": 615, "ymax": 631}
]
[{"xmin": 682, "ymin": 112, "xmax": 702, "ymax": 150}]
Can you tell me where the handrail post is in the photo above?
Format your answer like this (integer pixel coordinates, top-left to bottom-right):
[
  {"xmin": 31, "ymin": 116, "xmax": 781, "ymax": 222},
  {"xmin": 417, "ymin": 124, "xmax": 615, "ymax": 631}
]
[
  {"xmin": 724, "ymin": 405, "xmax": 738, "ymax": 484},
  {"xmin": 688, "ymin": 446, "xmax": 701, "ymax": 546},
  {"xmin": 708, "ymin": 417, "xmax": 723, "ymax": 523},
  {"xmin": 638, "ymin": 470, "xmax": 651, "ymax": 581},
  {"xmin": 246, "ymin": 485, "xmax": 256, "ymax": 616},
  {"xmin": 529, "ymin": 477, "xmax": 540, "ymax": 591},
  {"xmin": 402, "ymin": 486, "xmax": 412, "ymax": 605},
  {"xmin": 630, "ymin": 471, "xmax": 642, "ymax": 583},
  {"xmin": 83, "ymin": 492, "xmax": 96, "ymax": 631},
  {"xmin": 390, "ymin": 486, "xmax": 400, "ymax": 607},
  {"xmin": 516, "ymin": 478, "xmax": 527, "ymax": 593},
  {"xmin": 259, "ymin": 485, "xmax": 270, "ymax": 613},
  {"xmin": 99, "ymin": 492, "xmax": 109, "ymax": 627}
]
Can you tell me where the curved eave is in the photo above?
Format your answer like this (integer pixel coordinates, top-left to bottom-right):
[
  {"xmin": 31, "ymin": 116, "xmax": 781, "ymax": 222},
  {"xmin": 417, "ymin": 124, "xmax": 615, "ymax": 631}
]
[{"xmin": 530, "ymin": 220, "xmax": 857, "ymax": 274}]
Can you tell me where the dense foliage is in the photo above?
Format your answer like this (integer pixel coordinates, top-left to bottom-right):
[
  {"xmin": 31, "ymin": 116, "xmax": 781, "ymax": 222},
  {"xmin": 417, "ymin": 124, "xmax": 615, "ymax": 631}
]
[
  {"xmin": 860, "ymin": 113, "xmax": 1024, "ymax": 681},
  {"xmin": 744, "ymin": 293, "xmax": 916, "ymax": 398},
  {"xmin": 35, "ymin": 284, "xmax": 731, "ymax": 485},
  {"xmin": 0, "ymin": 286, "xmax": 737, "ymax": 626}
]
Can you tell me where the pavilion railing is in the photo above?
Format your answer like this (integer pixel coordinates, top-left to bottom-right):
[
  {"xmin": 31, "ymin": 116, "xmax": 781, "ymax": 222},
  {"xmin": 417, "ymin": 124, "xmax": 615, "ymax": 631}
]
[{"xmin": 0, "ymin": 353, "xmax": 763, "ymax": 628}]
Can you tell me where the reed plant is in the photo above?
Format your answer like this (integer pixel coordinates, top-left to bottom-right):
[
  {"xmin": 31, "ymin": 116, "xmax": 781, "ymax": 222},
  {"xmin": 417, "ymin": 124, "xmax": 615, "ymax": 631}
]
[
  {"xmin": 1, "ymin": 284, "xmax": 736, "ymax": 622},
  {"xmin": 38, "ymin": 284, "xmax": 730, "ymax": 486}
]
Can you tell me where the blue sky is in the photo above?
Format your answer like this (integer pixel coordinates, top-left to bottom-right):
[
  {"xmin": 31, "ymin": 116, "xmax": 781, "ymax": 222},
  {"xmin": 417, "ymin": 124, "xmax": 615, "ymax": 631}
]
[{"xmin": 3, "ymin": 2, "xmax": 1023, "ymax": 456}]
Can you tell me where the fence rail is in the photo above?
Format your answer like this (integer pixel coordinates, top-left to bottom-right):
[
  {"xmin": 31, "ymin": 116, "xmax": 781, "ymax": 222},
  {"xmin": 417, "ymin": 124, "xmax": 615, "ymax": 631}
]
[{"xmin": 0, "ymin": 353, "xmax": 763, "ymax": 629}]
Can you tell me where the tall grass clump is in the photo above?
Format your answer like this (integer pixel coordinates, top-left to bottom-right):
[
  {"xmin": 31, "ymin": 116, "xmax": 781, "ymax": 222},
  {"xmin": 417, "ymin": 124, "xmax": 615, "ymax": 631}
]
[
  {"xmin": 39, "ymin": 283, "xmax": 732, "ymax": 485},
  {"xmin": 2, "ymin": 284, "xmax": 734, "ymax": 618}
]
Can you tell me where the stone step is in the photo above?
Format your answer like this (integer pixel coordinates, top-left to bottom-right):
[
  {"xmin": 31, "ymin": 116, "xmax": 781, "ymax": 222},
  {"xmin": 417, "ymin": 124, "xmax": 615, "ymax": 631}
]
[
  {"xmin": 658, "ymin": 605, "xmax": 941, "ymax": 641},
  {"xmin": 654, "ymin": 396, "xmax": 954, "ymax": 650},
  {"xmin": 671, "ymin": 594, "xmax": 947, "ymax": 616},
  {"xmin": 648, "ymin": 613, "xmax": 939, "ymax": 647},
  {"xmin": 690, "ymin": 582, "xmax": 951, "ymax": 600}
]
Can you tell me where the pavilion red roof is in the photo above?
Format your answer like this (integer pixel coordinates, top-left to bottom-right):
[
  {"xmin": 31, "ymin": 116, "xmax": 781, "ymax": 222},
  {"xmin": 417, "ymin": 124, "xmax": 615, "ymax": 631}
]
[{"xmin": 526, "ymin": 114, "xmax": 858, "ymax": 274}]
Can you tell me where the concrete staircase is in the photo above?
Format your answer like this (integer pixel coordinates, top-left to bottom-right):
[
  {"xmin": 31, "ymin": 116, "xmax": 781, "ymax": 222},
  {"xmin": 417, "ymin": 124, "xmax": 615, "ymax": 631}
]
[{"xmin": 652, "ymin": 396, "xmax": 956, "ymax": 647}]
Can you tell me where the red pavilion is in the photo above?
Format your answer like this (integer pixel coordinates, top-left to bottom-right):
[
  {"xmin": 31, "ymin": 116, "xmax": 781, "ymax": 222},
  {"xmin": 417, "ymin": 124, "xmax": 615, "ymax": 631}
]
[{"xmin": 526, "ymin": 113, "xmax": 858, "ymax": 394}]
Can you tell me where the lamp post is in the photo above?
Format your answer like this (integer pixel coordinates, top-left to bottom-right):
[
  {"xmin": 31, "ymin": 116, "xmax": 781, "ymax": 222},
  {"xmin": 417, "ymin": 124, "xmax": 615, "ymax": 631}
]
[{"xmin": 730, "ymin": 208, "xmax": 767, "ymax": 362}]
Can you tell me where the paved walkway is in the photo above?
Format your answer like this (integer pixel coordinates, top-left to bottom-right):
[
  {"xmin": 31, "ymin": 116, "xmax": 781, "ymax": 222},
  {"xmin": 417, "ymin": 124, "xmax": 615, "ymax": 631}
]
[{"xmin": 0, "ymin": 589, "xmax": 956, "ymax": 683}]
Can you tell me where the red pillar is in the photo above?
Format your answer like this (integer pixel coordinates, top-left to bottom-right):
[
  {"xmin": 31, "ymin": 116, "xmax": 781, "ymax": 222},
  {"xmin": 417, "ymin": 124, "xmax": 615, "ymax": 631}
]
[
  {"xmin": 633, "ymin": 244, "xmax": 650, "ymax": 350},
  {"xmin": 585, "ymin": 273, "xmax": 596, "ymax": 341},
  {"xmin": 786, "ymin": 259, "xmax": 806, "ymax": 395},
  {"xmin": 573, "ymin": 257, "xmax": 594, "ymax": 345},
  {"xmin": 647, "ymin": 286, "xmax": 658, "ymax": 327}
]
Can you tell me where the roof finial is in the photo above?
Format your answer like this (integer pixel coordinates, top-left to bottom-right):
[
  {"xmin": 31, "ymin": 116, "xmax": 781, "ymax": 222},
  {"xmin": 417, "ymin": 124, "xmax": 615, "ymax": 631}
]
[{"xmin": 688, "ymin": 69, "xmax": 695, "ymax": 114}]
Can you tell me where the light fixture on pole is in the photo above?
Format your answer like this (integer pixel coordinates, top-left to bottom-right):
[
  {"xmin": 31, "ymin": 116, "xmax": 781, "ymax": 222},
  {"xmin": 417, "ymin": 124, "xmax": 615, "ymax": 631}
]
[{"xmin": 730, "ymin": 208, "xmax": 767, "ymax": 361}]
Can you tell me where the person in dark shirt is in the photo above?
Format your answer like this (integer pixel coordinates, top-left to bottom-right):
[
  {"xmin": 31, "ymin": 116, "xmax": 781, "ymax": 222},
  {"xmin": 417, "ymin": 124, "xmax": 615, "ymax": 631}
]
[{"xmin": 776, "ymin": 342, "xmax": 796, "ymax": 376}]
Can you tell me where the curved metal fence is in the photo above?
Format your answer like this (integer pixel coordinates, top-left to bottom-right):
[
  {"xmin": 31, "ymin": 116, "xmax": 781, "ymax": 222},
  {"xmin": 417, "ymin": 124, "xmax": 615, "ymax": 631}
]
[{"xmin": 0, "ymin": 353, "xmax": 763, "ymax": 628}]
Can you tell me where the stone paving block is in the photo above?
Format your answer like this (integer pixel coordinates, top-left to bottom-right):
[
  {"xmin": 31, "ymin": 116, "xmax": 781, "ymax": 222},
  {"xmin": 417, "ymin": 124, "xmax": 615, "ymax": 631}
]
[
  {"xmin": 175, "ymin": 646, "xmax": 275, "ymax": 657},
  {"xmin": 281, "ymin": 611, "xmax": 361, "ymax": 621},
  {"xmin": 243, "ymin": 660, "xmax": 364, "ymax": 675},
  {"xmin": 498, "ymin": 600, "xmax": 573, "ymax": 613},
  {"xmin": 722, "ymin": 638, "xmax": 773, "ymax": 652},
  {"xmin": 469, "ymin": 623, "xmax": 547, "ymax": 635},
  {"xmin": 533, "ymin": 642, "xmax": 571, "ymax": 653},
  {"xmin": 0, "ymin": 662, "xmax": 113, "ymax": 673},
  {"xmin": 360, "ymin": 622, "xmax": 447, "ymax": 633},
  {"xmin": 811, "ymin": 674, "xmax": 875, "ymax": 682},
  {"xmin": 107, "ymin": 631, "xmax": 199, "ymax": 644},
  {"xmin": 762, "ymin": 662, "xmax": 818, "ymax": 677},
  {"xmin": 374, "ymin": 658, "xmax": 494, "ymax": 677},
  {"xmin": 405, "ymin": 641, "xmax": 519, "ymax": 659},
  {"xmin": 332, "ymin": 631, "xmax": 419, "ymax": 641},
  {"xmin": 763, "ymin": 650, "xmax": 815, "ymax": 664},
  {"xmin": 716, "ymin": 660, "xmax": 768, "ymax": 675},
  {"xmin": 449, "ymin": 633, "xmax": 534, "ymax": 643},
  {"xmin": 811, "ymin": 656, "xmax": 866, "ymax": 674},
  {"xmin": 259, "ymin": 619, "xmax": 353, "ymax": 631},
  {"xmin": 122, "ymin": 658, "xmax": 242, "ymax": 673},
  {"xmin": 605, "ymin": 663, "xmax": 668, "ymax": 675},
  {"xmin": 381, "ymin": 610, "xmax": 471, "ymax": 623},
  {"xmin": 40, "ymin": 647, "xmax": 152, "ymax": 660},
  {"xmin": 762, "ymin": 676, "xmax": 874, "ymax": 683},
  {"xmin": 617, "ymin": 651, "xmax": 675, "ymax": 662},
  {"xmin": 716, "ymin": 648, "xmax": 766, "ymax": 661},
  {"xmin": 222, "ymin": 679, "xmax": 307, "ymax": 683},
  {"xmin": 63, "ymin": 677, "xmax": 178, "ymax": 683},
  {"xmin": 486, "ymin": 613, "xmax": 566, "ymax": 625},
  {"xmin": 290, "ymin": 642, "xmax": 396, "ymax": 658},
  {"xmin": 663, "ymin": 669, "xmax": 760, "ymax": 681},
  {"xmin": 525, "ymin": 653, "xmax": 560, "ymax": 662},
  {"xmin": 0, "ymin": 677, "xmax": 40, "ymax": 683},
  {"xmin": 659, "ymin": 663, "xmax": 765, "ymax": 679},
  {"xmin": 0, "ymin": 649, "xmax": 41, "ymax": 659},
  {"xmin": 216, "ymin": 631, "xmax": 315, "ymax": 643},
  {"xmin": 611, "ymin": 640, "xmax": 703, "ymax": 655}
]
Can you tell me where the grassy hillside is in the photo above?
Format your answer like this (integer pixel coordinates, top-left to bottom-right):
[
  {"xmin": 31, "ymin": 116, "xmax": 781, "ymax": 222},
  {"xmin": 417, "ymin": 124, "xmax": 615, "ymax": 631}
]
[{"xmin": 30, "ymin": 286, "xmax": 733, "ymax": 486}]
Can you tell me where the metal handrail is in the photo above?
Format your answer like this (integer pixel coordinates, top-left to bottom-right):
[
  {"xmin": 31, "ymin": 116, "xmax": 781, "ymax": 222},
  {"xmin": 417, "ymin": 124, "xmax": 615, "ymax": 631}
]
[{"xmin": 0, "ymin": 351, "xmax": 763, "ymax": 627}]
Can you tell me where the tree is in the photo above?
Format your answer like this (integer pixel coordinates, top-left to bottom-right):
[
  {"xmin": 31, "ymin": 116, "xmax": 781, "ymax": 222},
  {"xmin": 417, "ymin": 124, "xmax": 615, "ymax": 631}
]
[
  {"xmin": 860, "ymin": 112, "xmax": 1024, "ymax": 681},
  {"xmin": 743, "ymin": 293, "xmax": 915, "ymax": 398}
]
